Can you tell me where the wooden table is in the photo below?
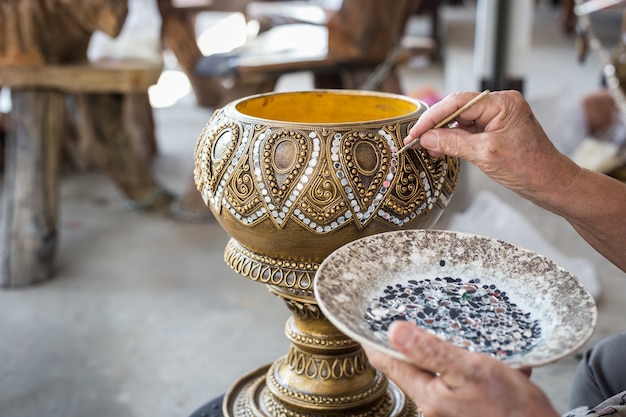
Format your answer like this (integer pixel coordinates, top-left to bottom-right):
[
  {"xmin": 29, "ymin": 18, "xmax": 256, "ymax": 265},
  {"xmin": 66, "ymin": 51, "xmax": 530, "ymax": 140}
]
[
  {"xmin": 0, "ymin": 1, "xmax": 166, "ymax": 287},
  {"xmin": 0, "ymin": 60, "xmax": 165, "ymax": 287}
]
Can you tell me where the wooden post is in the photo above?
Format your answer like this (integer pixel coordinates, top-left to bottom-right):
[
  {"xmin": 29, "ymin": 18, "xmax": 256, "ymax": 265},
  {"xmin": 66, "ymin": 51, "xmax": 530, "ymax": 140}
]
[{"xmin": 0, "ymin": 89, "xmax": 63, "ymax": 287}]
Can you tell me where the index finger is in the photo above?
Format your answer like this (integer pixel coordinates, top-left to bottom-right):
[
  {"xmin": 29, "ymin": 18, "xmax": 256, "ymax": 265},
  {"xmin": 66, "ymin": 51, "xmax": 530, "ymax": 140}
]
[{"xmin": 407, "ymin": 91, "xmax": 494, "ymax": 142}]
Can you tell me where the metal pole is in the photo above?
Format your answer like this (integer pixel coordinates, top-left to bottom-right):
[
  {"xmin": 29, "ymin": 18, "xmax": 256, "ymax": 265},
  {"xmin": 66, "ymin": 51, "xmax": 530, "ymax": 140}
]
[{"xmin": 493, "ymin": 0, "xmax": 510, "ymax": 90}]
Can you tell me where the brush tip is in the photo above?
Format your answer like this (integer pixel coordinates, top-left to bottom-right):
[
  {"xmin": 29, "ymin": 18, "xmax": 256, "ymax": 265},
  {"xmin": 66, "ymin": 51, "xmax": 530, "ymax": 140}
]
[
  {"xmin": 396, "ymin": 145, "xmax": 410, "ymax": 154},
  {"xmin": 397, "ymin": 136, "xmax": 419, "ymax": 154}
]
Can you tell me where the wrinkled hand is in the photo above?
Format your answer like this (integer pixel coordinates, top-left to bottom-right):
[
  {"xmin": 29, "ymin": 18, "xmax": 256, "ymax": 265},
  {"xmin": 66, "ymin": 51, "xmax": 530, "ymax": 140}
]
[
  {"xmin": 364, "ymin": 321, "xmax": 560, "ymax": 417},
  {"xmin": 405, "ymin": 90, "xmax": 581, "ymax": 206}
]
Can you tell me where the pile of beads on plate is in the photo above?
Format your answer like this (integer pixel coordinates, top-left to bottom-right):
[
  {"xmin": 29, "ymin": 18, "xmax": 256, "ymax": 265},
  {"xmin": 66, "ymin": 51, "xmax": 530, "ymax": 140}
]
[{"xmin": 364, "ymin": 276, "xmax": 541, "ymax": 360}]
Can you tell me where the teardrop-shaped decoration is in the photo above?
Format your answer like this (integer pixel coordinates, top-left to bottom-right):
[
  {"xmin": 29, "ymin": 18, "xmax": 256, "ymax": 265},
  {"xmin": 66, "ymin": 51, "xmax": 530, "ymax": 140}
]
[{"xmin": 332, "ymin": 129, "xmax": 397, "ymax": 228}]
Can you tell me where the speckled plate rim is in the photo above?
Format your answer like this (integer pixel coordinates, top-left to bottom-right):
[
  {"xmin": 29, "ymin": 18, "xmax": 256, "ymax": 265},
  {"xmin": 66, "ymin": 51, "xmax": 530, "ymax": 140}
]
[{"xmin": 314, "ymin": 229, "xmax": 598, "ymax": 368}]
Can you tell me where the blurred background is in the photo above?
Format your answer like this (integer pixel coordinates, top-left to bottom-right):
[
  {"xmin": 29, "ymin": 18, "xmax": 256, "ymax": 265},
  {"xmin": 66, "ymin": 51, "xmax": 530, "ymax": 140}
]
[{"xmin": 0, "ymin": 1, "xmax": 625, "ymax": 416}]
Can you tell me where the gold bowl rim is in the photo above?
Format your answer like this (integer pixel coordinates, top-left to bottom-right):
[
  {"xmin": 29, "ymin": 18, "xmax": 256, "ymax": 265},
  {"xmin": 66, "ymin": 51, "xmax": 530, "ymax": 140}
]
[{"xmin": 223, "ymin": 89, "xmax": 428, "ymax": 126}]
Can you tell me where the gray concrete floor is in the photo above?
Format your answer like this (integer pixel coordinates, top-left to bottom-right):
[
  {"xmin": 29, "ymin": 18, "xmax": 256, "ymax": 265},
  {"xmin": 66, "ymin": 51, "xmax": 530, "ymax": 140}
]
[{"xmin": 1, "ymin": 3, "xmax": 625, "ymax": 417}]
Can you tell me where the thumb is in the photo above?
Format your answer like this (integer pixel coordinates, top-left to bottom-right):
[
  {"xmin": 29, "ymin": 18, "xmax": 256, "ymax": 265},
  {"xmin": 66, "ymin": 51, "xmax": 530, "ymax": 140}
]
[{"xmin": 388, "ymin": 321, "xmax": 472, "ymax": 388}]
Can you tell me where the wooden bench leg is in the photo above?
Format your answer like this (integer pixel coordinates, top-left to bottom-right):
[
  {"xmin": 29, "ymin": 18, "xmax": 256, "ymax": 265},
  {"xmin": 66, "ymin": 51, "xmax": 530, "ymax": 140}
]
[
  {"xmin": 74, "ymin": 93, "xmax": 172, "ymax": 210},
  {"xmin": 123, "ymin": 92, "xmax": 158, "ymax": 164},
  {"xmin": 0, "ymin": 89, "xmax": 63, "ymax": 287}
]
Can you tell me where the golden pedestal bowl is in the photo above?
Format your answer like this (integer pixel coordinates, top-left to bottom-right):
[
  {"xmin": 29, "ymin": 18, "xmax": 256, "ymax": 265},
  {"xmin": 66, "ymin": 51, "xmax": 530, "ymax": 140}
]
[{"xmin": 193, "ymin": 90, "xmax": 460, "ymax": 417}]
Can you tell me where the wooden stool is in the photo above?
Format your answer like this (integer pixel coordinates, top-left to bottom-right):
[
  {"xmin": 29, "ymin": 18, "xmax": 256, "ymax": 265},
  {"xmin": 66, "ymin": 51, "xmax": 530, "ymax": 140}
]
[
  {"xmin": 195, "ymin": 0, "xmax": 433, "ymax": 102},
  {"xmin": 158, "ymin": 0, "xmax": 226, "ymax": 107},
  {"xmin": 0, "ymin": 59, "xmax": 166, "ymax": 287}
]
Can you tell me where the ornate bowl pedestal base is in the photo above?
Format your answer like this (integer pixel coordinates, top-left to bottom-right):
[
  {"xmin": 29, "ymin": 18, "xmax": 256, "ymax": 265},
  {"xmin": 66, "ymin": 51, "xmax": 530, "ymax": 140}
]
[{"xmin": 221, "ymin": 240, "xmax": 419, "ymax": 417}]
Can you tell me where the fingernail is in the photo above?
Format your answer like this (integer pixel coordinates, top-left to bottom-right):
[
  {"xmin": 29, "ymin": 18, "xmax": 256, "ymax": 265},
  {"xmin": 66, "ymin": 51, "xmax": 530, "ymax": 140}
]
[{"xmin": 419, "ymin": 131, "xmax": 436, "ymax": 148}]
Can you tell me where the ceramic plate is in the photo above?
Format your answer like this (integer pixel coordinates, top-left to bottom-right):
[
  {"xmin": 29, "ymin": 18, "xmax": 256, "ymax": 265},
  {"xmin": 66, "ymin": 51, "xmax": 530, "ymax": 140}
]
[{"xmin": 314, "ymin": 229, "xmax": 597, "ymax": 368}]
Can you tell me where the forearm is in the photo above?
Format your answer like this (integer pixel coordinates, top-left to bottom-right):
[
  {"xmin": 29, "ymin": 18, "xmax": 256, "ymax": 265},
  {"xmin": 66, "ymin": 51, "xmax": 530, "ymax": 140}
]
[{"xmin": 534, "ymin": 161, "xmax": 626, "ymax": 273}]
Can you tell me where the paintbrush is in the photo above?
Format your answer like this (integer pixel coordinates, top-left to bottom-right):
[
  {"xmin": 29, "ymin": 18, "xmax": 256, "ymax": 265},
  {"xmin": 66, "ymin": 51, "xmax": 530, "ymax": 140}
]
[{"xmin": 396, "ymin": 90, "xmax": 490, "ymax": 155}]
